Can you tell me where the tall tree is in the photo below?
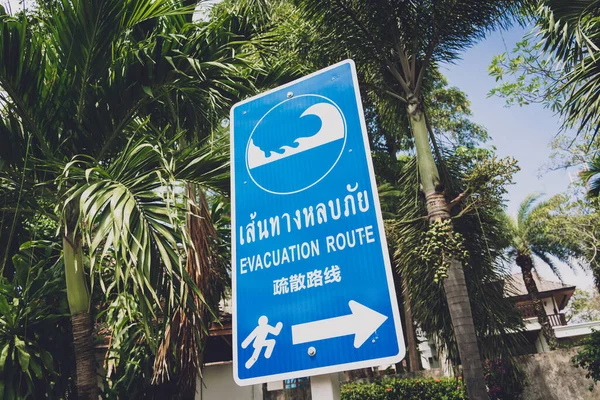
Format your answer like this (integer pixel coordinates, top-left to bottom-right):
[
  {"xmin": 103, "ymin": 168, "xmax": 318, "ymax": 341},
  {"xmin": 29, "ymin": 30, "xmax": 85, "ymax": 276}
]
[
  {"xmin": 377, "ymin": 72, "xmax": 508, "ymax": 374},
  {"xmin": 388, "ymin": 150, "xmax": 526, "ymax": 375},
  {"xmin": 529, "ymin": 193, "xmax": 600, "ymax": 295},
  {"xmin": 505, "ymin": 193, "xmax": 586, "ymax": 350},
  {"xmin": 291, "ymin": 1, "xmax": 524, "ymax": 398},
  {"xmin": 565, "ymin": 289, "xmax": 600, "ymax": 323},
  {"xmin": 0, "ymin": 1, "xmax": 253, "ymax": 397},
  {"xmin": 583, "ymin": 157, "xmax": 600, "ymax": 198},
  {"xmin": 535, "ymin": 0, "xmax": 600, "ymax": 136},
  {"xmin": 489, "ymin": 0, "xmax": 600, "ymax": 140}
]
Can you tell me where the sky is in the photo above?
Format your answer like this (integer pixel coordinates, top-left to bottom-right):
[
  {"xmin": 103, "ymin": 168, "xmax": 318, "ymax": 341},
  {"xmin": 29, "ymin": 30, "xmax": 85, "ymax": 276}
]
[
  {"xmin": 442, "ymin": 27, "xmax": 572, "ymax": 217},
  {"xmin": 442, "ymin": 26, "xmax": 594, "ymax": 290},
  {"xmin": 1, "ymin": 0, "xmax": 23, "ymax": 13},
  {"xmin": 1, "ymin": 0, "xmax": 594, "ymax": 290}
]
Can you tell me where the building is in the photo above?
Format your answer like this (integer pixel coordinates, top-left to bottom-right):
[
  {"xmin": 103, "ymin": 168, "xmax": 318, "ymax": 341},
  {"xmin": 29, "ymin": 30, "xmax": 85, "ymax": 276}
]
[
  {"xmin": 414, "ymin": 273, "xmax": 600, "ymax": 375},
  {"xmin": 506, "ymin": 273, "xmax": 600, "ymax": 353}
]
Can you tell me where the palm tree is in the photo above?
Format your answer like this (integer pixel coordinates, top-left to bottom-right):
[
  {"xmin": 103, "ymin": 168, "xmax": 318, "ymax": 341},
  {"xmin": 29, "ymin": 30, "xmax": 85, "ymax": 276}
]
[
  {"xmin": 0, "ymin": 1, "xmax": 254, "ymax": 397},
  {"xmin": 533, "ymin": 0, "xmax": 600, "ymax": 135},
  {"xmin": 292, "ymin": 1, "xmax": 525, "ymax": 397},
  {"xmin": 505, "ymin": 193, "xmax": 584, "ymax": 350},
  {"xmin": 376, "ymin": 74, "xmax": 522, "ymax": 374},
  {"xmin": 388, "ymin": 154, "xmax": 526, "ymax": 379},
  {"xmin": 582, "ymin": 156, "xmax": 600, "ymax": 198}
]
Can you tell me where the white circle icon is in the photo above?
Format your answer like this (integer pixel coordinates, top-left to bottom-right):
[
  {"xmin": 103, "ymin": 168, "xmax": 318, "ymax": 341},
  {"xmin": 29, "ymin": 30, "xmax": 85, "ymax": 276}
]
[{"xmin": 245, "ymin": 94, "xmax": 347, "ymax": 195}]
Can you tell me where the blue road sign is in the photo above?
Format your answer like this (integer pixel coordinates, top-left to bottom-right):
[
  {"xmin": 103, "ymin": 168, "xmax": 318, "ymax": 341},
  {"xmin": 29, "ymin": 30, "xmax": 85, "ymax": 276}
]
[{"xmin": 231, "ymin": 60, "xmax": 405, "ymax": 386}]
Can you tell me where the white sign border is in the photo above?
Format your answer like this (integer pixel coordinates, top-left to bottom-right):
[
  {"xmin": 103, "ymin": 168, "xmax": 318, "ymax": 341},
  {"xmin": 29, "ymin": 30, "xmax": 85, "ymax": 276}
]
[{"xmin": 230, "ymin": 59, "xmax": 405, "ymax": 387}]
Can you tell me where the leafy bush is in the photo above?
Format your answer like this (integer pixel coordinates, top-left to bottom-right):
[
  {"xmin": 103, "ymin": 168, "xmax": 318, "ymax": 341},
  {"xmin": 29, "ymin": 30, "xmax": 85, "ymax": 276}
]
[
  {"xmin": 573, "ymin": 329, "xmax": 600, "ymax": 389},
  {"xmin": 484, "ymin": 358, "xmax": 524, "ymax": 399},
  {"xmin": 0, "ymin": 241, "xmax": 75, "ymax": 399},
  {"xmin": 99, "ymin": 293, "xmax": 183, "ymax": 399},
  {"xmin": 341, "ymin": 377, "xmax": 467, "ymax": 400}
]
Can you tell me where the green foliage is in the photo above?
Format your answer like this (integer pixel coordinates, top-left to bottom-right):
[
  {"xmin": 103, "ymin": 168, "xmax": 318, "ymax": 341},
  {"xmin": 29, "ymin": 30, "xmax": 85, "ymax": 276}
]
[
  {"xmin": 565, "ymin": 289, "xmax": 600, "ymax": 323},
  {"xmin": 341, "ymin": 367, "xmax": 523, "ymax": 400},
  {"xmin": 418, "ymin": 220, "xmax": 469, "ymax": 283},
  {"xmin": 505, "ymin": 193, "xmax": 587, "ymax": 280},
  {"xmin": 536, "ymin": 0, "xmax": 600, "ymax": 135},
  {"xmin": 210, "ymin": 0, "xmax": 310, "ymax": 89},
  {"xmin": 341, "ymin": 378, "xmax": 467, "ymax": 400},
  {"xmin": 0, "ymin": 241, "xmax": 74, "ymax": 399},
  {"xmin": 389, "ymin": 155, "xmax": 526, "ymax": 367},
  {"xmin": 490, "ymin": 1, "xmax": 600, "ymax": 137},
  {"xmin": 582, "ymin": 155, "xmax": 600, "ymax": 198},
  {"xmin": 0, "ymin": 0, "xmax": 260, "ymax": 393},
  {"xmin": 488, "ymin": 38, "xmax": 565, "ymax": 110},
  {"xmin": 573, "ymin": 329, "xmax": 600, "ymax": 389},
  {"xmin": 426, "ymin": 73, "xmax": 489, "ymax": 149},
  {"xmin": 454, "ymin": 151, "xmax": 520, "ymax": 217},
  {"xmin": 530, "ymin": 195, "xmax": 600, "ymax": 291},
  {"xmin": 99, "ymin": 293, "xmax": 179, "ymax": 399},
  {"xmin": 57, "ymin": 135, "xmax": 228, "ymax": 339}
]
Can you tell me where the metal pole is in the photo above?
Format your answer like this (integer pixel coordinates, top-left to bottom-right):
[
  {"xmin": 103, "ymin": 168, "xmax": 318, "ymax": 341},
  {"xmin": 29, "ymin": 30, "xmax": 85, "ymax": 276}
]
[{"xmin": 310, "ymin": 373, "xmax": 341, "ymax": 400}]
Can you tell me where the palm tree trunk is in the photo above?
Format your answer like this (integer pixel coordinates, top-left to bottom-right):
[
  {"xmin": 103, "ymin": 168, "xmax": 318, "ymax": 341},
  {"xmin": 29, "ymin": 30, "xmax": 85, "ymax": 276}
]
[
  {"xmin": 63, "ymin": 228, "xmax": 97, "ymax": 399},
  {"xmin": 516, "ymin": 254, "xmax": 559, "ymax": 350},
  {"xmin": 392, "ymin": 268, "xmax": 418, "ymax": 373},
  {"xmin": 154, "ymin": 185, "xmax": 223, "ymax": 397},
  {"xmin": 401, "ymin": 274, "xmax": 420, "ymax": 372},
  {"xmin": 409, "ymin": 107, "xmax": 488, "ymax": 400}
]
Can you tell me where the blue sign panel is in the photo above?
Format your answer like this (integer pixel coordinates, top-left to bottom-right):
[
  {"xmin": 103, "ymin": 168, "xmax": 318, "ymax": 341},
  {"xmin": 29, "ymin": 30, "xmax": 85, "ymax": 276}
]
[{"xmin": 231, "ymin": 60, "xmax": 405, "ymax": 385}]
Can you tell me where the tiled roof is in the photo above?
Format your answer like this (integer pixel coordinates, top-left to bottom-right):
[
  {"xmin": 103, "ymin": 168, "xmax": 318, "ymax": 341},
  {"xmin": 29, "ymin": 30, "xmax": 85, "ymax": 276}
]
[{"xmin": 505, "ymin": 273, "xmax": 576, "ymax": 298}]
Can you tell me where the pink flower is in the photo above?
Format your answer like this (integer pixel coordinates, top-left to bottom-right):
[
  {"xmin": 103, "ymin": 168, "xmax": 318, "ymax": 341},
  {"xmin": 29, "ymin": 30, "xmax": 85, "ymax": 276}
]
[{"xmin": 386, "ymin": 387, "xmax": 392, "ymax": 392}]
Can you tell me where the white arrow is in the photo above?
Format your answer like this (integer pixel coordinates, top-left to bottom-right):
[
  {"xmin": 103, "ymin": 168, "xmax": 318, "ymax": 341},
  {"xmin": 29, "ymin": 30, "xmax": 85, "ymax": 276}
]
[{"xmin": 291, "ymin": 300, "xmax": 388, "ymax": 348}]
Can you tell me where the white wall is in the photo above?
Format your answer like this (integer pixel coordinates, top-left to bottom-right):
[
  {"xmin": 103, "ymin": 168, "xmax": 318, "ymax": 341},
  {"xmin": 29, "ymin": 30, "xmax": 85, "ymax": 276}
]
[
  {"xmin": 541, "ymin": 296, "xmax": 557, "ymax": 315},
  {"xmin": 197, "ymin": 363, "xmax": 263, "ymax": 400},
  {"xmin": 535, "ymin": 331, "xmax": 549, "ymax": 353}
]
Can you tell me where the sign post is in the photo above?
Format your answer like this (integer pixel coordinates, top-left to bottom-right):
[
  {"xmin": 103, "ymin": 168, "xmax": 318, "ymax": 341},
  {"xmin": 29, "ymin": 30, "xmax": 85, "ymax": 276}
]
[
  {"xmin": 310, "ymin": 373, "xmax": 340, "ymax": 400},
  {"xmin": 230, "ymin": 60, "xmax": 405, "ymax": 392}
]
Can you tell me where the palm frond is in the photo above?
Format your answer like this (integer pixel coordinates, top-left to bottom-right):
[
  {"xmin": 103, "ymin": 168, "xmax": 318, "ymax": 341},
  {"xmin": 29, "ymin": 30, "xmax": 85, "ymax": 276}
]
[
  {"xmin": 1, "ymin": 0, "xmax": 260, "ymax": 395},
  {"xmin": 511, "ymin": 193, "xmax": 588, "ymax": 283},
  {"xmin": 517, "ymin": 192, "xmax": 542, "ymax": 227},
  {"xmin": 59, "ymin": 138, "xmax": 186, "ymax": 328},
  {"xmin": 294, "ymin": 0, "xmax": 522, "ymax": 100},
  {"xmin": 153, "ymin": 188, "xmax": 229, "ymax": 390},
  {"xmin": 0, "ymin": 9, "xmax": 53, "ymax": 157},
  {"xmin": 535, "ymin": 0, "xmax": 600, "ymax": 134},
  {"xmin": 174, "ymin": 135, "xmax": 230, "ymax": 192},
  {"xmin": 531, "ymin": 247, "xmax": 563, "ymax": 282},
  {"xmin": 582, "ymin": 155, "xmax": 600, "ymax": 197}
]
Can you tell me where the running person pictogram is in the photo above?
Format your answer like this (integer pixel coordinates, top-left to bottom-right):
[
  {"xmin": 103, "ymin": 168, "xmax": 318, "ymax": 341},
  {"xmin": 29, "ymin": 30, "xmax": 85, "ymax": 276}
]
[{"xmin": 241, "ymin": 316, "xmax": 283, "ymax": 369}]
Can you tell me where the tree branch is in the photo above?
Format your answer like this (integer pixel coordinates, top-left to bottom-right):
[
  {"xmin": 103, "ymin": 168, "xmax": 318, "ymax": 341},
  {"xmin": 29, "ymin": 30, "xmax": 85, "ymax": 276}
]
[
  {"xmin": 385, "ymin": 60, "xmax": 413, "ymax": 97},
  {"xmin": 452, "ymin": 203, "xmax": 475, "ymax": 219},
  {"xmin": 0, "ymin": 79, "xmax": 50, "ymax": 155},
  {"xmin": 449, "ymin": 190, "xmax": 470, "ymax": 209},
  {"xmin": 389, "ymin": 215, "xmax": 428, "ymax": 226},
  {"xmin": 396, "ymin": 42, "xmax": 413, "ymax": 84},
  {"xmin": 414, "ymin": 42, "xmax": 435, "ymax": 98},
  {"xmin": 385, "ymin": 90, "xmax": 408, "ymax": 104}
]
